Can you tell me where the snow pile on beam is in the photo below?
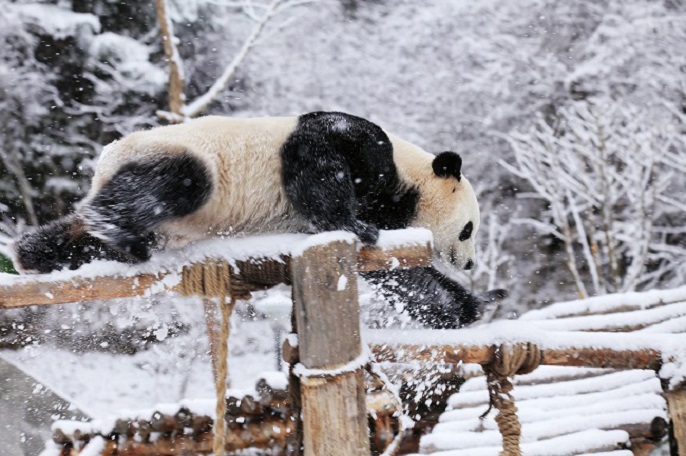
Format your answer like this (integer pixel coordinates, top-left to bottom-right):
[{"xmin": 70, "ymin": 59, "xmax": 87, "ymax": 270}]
[{"xmin": 0, "ymin": 228, "xmax": 432, "ymax": 287}]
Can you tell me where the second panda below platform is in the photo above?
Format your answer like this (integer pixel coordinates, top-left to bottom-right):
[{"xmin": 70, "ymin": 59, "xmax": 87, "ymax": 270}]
[{"xmin": 13, "ymin": 111, "xmax": 506, "ymax": 329}]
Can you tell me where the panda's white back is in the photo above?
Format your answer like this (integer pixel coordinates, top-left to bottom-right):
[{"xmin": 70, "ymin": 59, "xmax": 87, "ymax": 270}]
[{"xmin": 86, "ymin": 116, "xmax": 307, "ymax": 246}]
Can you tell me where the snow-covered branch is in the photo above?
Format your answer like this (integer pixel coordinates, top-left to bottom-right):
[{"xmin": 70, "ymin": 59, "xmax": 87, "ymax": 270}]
[
  {"xmin": 182, "ymin": 0, "xmax": 286, "ymax": 118},
  {"xmin": 156, "ymin": 0, "xmax": 314, "ymax": 122},
  {"xmin": 504, "ymin": 98, "xmax": 686, "ymax": 295}
]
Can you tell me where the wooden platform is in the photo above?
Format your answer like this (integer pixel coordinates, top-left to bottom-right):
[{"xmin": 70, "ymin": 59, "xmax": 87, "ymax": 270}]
[{"xmin": 412, "ymin": 286, "xmax": 686, "ymax": 455}]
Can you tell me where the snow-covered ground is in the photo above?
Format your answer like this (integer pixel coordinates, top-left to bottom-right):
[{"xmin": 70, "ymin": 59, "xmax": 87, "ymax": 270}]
[{"xmin": 1, "ymin": 310, "xmax": 282, "ymax": 419}]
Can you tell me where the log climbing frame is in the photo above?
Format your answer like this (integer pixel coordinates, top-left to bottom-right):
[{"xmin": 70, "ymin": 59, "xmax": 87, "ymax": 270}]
[{"xmin": 1, "ymin": 230, "xmax": 685, "ymax": 455}]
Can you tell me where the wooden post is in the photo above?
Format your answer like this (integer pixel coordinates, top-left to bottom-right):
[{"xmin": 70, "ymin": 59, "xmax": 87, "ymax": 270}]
[
  {"xmin": 291, "ymin": 239, "xmax": 371, "ymax": 456},
  {"xmin": 664, "ymin": 383, "xmax": 686, "ymax": 456}
]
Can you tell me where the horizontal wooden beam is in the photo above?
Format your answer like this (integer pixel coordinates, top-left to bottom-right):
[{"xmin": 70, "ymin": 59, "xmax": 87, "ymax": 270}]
[
  {"xmin": 370, "ymin": 342, "xmax": 663, "ymax": 371},
  {"xmin": 0, "ymin": 241, "xmax": 431, "ymax": 309}
]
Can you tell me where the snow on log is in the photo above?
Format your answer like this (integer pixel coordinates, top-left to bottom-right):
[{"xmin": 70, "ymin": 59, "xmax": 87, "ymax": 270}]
[
  {"xmin": 365, "ymin": 321, "xmax": 686, "ymax": 372},
  {"xmin": 0, "ymin": 229, "xmax": 432, "ymax": 309}
]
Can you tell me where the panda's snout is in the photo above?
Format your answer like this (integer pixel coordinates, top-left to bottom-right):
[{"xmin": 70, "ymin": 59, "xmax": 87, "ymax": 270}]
[{"xmin": 464, "ymin": 259, "xmax": 474, "ymax": 271}]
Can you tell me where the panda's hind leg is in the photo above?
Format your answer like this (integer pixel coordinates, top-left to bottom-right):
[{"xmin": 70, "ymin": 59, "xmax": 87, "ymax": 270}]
[{"xmin": 80, "ymin": 152, "xmax": 212, "ymax": 261}]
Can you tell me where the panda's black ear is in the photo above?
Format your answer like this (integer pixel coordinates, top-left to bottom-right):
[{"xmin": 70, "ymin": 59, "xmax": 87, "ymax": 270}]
[{"xmin": 432, "ymin": 152, "xmax": 462, "ymax": 181}]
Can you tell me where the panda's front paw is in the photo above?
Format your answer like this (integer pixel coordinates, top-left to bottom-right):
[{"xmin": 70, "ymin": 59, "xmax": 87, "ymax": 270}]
[{"xmin": 353, "ymin": 221, "xmax": 379, "ymax": 245}]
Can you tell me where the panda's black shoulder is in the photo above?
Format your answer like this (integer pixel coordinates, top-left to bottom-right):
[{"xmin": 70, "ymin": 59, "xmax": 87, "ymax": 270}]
[{"xmin": 282, "ymin": 111, "xmax": 420, "ymax": 231}]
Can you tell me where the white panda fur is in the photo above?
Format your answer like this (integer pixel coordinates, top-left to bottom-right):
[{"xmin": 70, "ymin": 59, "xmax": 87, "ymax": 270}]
[{"xmin": 83, "ymin": 115, "xmax": 479, "ymax": 266}]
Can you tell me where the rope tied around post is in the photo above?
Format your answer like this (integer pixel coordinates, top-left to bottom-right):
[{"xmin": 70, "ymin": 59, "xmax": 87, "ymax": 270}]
[
  {"xmin": 179, "ymin": 260, "xmax": 239, "ymax": 456},
  {"xmin": 481, "ymin": 342, "xmax": 542, "ymax": 456}
]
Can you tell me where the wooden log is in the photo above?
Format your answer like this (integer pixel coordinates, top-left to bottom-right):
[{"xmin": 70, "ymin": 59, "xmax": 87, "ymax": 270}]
[
  {"xmin": 256, "ymin": 377, "xmax": 289, "ymax": 407},
  {"xmin": 226, "ymin": 395, "xmax": 243, "ymax": 416},
  {"xmin": 618, "ymin": 416, "xmax": 668, "ymax": 443},
  {"xmin": 150, "ymin": 411, "xmax": 183, "ymax": 434},
  {"xmin": 292, "ymin": 239, "xmax": 371, "ymax": 456},
  {"xmin": 239, "ymin": 394, "xmax": 263, "ymax": 416},
  {"xmin": 371, "ymin": 343, "xmax": 663, "ymax": 371},
  {"xmin": 52, "ymin": 428, "xmax": 71, "ymax": 445},
  {"xmin": 665, "ymin": 386, "xmax": 686, "ymax": 455},
  {"xmin": 0, "ymin": 242, "xmax": 431, "ymax": 309}
]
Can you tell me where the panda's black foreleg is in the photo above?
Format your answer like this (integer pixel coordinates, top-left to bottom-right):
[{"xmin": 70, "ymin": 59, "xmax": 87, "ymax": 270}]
[
  {"xmin": 281, "ymin": 137, "xmax": 379, "ymax": 244},
  {"xmin": 362, "ymin": 267, "xmax": 502, "ymax": 329},
  {"xmin": 80, "ymin": 152, "xmax": 212, "ymax": 261}
]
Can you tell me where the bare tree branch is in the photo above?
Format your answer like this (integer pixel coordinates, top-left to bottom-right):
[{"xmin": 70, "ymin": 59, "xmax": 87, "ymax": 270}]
[
  {"xmin": 156, "ymin": 0, "xmax": 186, "ymax": 116},
  {"xmin": 181, "ymin": 0, "xmax": 287, "ymax": 118}
]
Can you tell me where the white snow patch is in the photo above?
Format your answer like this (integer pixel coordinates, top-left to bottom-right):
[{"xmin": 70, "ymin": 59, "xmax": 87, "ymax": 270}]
[
  {"xmin": 290, "ymin": 231, "xmax": 357, "ymax": 257},
  {"xmin": 285, "ymin": 333, "xmax": 298, "ymax": 347},
  {"xmin": 38, "ymin": 441, "xmax": 62, "ymax": 456},
  {"xmin": 364, "ymin": 320, "xmax": 686, "ymax": 354},
  {"xmin": 376, "ymin": 228, "xmax": 433, "ymax": 249},
  {"xmin": 258, "ymin": 371, "xmax": 288, "ymax": 390},
  {"xmin": 78, "ymin": 436, "xmax": 106, "ymax": 456},
  {"xmin": 293, "ymin": 346, "xmax": 369, "ymax": 379},
  {"xmin": 337, "ymin": 274, "xmax": 348, "ymax": 291},
  {"xmin": 521, "ymin": 285, "xmax": 686, "ymax": 321},
  {"xmin": 11, "ymin": 4, "xmax": 100, "ymax": 40},
  {"xmin": 88, "ymin": 32, "xmax": 166, "ymax": 95}
]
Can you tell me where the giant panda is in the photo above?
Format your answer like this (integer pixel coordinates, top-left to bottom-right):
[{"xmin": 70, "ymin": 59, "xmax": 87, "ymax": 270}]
[{"xmin": 13, "ymin": 111, "xmax": 503, "ymax": 328}]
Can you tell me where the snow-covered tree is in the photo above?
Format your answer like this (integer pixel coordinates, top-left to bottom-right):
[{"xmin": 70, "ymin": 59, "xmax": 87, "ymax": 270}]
[{"xmin": 503, "ymin": 98, "xmax": 686, "ymax": 296}]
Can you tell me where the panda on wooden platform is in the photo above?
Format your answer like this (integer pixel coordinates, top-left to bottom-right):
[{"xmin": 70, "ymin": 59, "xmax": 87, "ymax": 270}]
[{"xmin": 14, "ymin": 111, "xmax": 504, "ymax": 328}]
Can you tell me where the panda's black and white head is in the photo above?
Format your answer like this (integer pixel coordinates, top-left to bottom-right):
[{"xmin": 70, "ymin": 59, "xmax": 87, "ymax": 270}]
[{"xmin": 413, "ymin": 151, "xmax": 480, "ymax": 271}]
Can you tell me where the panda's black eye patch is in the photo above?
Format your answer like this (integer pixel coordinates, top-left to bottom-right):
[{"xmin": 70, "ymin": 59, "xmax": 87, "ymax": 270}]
[{"xmin": 459, "ymin": 221, "xmax": 473, "ymax": 241}]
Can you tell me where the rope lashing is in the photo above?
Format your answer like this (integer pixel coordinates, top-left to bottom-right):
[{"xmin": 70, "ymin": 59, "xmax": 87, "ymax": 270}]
[
  {"xmin": 481, "ymin": 343, "xmax": 542, "ymax": 456},
  {"xmin": 179, "ymin": 260, "xmax": 239, "ymax": 456}
]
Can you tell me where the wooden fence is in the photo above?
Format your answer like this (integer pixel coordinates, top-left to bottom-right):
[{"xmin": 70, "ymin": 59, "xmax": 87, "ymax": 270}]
[{"xmin": 1, "ymin": 231, "xmax": 685, "ymax": 455}]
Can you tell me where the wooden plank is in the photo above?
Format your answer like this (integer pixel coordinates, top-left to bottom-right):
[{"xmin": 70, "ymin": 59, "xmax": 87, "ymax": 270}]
[
  {"xmin": 292, "ymin": 239, "xmax": 370, "ymax": 456},
  {"xmin": 0, "ymin": 241, "xmax": 431, "ymax": 309},
  {"xmin": 371, "ymin": 343, "xmax": 663, "ymax": 371}
]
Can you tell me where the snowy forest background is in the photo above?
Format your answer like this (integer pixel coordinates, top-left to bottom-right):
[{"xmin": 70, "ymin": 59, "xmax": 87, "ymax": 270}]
[{"xmin": 0, "ymin": 0, "xmax": 685, "ymax": 439}]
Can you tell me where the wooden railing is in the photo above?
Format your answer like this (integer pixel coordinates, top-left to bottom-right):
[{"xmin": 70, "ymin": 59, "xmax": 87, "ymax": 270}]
[{"xmin": 1, "ymin": 230, "xmax": 685, "ymax": 455}]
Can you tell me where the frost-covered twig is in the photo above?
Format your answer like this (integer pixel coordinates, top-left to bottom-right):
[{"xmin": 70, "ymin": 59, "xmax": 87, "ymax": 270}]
[
  {"xmin": 156, "ymin": 0, "xmax": 315, "ymax": 122},
  {"xmin": 503, "ymin": 98, "xmax": 686, "ymax": 295},
  {"xmin": 181, "ymin": 0, "xmax": 286, "ymax": 118},
  {"xmin": 0, "ymin": 148, "xmax": 38, "ymax": 226}
]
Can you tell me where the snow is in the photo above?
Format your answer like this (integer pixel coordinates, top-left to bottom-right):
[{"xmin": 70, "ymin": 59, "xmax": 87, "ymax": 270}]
[
  {"xmin": 337, "ymin": 274, "xmax": 348, "ymax": 291},
  {"xmin": 293, "ymin": 345, "xmax": 369, "ymax": 378},
  {"xmin": 520, "ymin": 285, "xmax": 686, "ymax": 321},
  {"xmin": 10, "ymin": 4, "xmax": 100, "ymax": 40},
  {"xmin": 1, "ymin": 229, "xmax": 431, "ymax": 293},
  {"xmin": 365, "ymin": 321, "xmax": 686, "ymax": 354},
  {"xmin": 289, "ymin": 230, "xmax": 357, "ymax": 256},
  {"xmin": 258, "ymin": 371, "xmax": 288, "ymax": 390},
  {"xmin": 88, "ymin": 33, "xmax": 166, "ymax": 96},
  {"xmin": 1, "ymin": 317, "xmax": 279, "ymax": 419},
  {"xmin": 417, "ymin": 285, "xmax": 684, "ymax": 455},
  {"xmin": 37, "ymin": 441, "xmax": 62, "ymax": 456},
  {"xmin": 376, "ymin": 228, "xmax": 433, "ymax": 250},
  {"xmin": 76, "ymin": 435, "xmax": 106, "ymax": 456},
  {"xmin": 526, "ymin": 301, "xmax": 686, "ymax": 332},
  {"xmin": 422, "ymin": 429, "xmax": 630, "ymax": 456}
]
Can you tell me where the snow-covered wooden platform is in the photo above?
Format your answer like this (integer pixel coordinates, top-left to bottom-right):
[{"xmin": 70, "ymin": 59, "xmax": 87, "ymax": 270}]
[
  {"xmin": 0, "ymin": 229, "xmax": 432, "ymax": 308},
  {"xmin": 411, "ymin": 286, "xmax": 686, "ymax": 455},
  {"xmin": 4, "ymin": 230, "xmax": 432, "ymax": 456}
]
